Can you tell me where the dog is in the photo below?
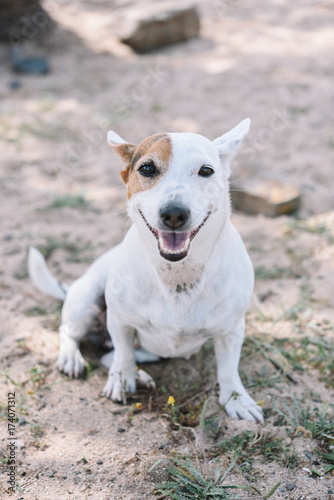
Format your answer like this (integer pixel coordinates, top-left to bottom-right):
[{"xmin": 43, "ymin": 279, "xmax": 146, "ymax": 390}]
[{"xmin": 28, "ymin": 118, "xmax": 263, "ymax": 423}]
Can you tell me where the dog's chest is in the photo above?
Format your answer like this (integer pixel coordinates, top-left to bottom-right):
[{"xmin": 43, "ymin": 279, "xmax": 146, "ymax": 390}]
[{"xmin": 129, "ymin": 281, "xmax": 227, "ymax": 358}]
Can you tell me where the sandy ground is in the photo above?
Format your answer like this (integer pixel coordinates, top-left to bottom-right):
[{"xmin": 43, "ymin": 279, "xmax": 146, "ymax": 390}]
[{"xmin": 1, "ymin": 0, "xmax": 334, "ymax": 499}]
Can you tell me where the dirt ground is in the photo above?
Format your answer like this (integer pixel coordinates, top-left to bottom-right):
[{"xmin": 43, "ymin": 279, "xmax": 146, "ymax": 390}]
[{"xmin": 1, "ymin": 0, "xmax": 334, "ymax": 499}]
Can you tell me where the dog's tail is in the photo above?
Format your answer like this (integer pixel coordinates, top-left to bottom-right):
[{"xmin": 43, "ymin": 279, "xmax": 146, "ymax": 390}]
[{"xmin": 28, "ymin": 247, "xmax": 68, "ymax": 301}]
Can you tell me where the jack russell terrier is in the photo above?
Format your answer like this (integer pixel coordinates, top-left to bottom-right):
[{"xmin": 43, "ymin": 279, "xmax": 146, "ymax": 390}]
[{"xmin": 28, "ymin": 118, "xmax": 263, "ymax": 423}]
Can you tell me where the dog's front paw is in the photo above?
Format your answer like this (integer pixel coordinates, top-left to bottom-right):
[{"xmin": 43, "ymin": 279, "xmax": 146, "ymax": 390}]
[
  {"xmin": 103, "ymin": 370, "xmax": 136, "ymax": 402},
  {"xmin": 57, "ymin": 348, "xmax": 85, "ymax": 378},
  {"xmin": 220, "ymin": 389, "xmax": 264, "ymax": 423}
]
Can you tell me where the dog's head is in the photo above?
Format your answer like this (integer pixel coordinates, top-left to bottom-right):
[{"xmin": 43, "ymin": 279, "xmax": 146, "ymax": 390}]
[{"xmin": 108, "ymin": 120, "xmax": 250, "ymax": 262}]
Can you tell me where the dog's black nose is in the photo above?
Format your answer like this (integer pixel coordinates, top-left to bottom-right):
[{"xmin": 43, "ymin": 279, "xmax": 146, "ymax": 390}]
[{"xmin": 159, "ymin": 204, "xmax": 190, "ymax": 230}]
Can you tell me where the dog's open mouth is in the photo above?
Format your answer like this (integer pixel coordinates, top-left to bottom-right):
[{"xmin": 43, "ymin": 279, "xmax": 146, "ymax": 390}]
[{"xmin": 138, "ymin": 210, "xmax": 211, "ymax": 262}]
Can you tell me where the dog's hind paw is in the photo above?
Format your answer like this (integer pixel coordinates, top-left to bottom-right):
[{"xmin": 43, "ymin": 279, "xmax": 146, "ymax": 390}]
[
  {"xmin": 102, "ymin": 370, "xmax": 136, "ymax": 402},
  {"xmin": 221, "ymin": 390, "xmax": 264, "ymax": 423},
  {"xmin": 57, "ymin": 348, "xmax": 86, "ymax": 378},
  {"xmin": 136, "ymin": 369, "xmax": 156, "ymax": 389}
]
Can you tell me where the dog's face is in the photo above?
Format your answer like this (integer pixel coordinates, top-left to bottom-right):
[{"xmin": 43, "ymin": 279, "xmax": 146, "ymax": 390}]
[{"xmin": 108, "ymin": 120, "xmax": 250, "ymax": 262}]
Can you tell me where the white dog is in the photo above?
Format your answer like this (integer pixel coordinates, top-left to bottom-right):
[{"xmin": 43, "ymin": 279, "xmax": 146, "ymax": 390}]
[{"xmin": 29, "ymin": 119, "xmax": 263, "ymax": 423}]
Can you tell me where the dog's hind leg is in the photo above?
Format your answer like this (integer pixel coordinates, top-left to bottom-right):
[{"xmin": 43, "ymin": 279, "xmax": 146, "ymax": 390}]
[
  {"xmin": 57, "ymin": 277, "xmax": 106, "ymax": 377},
  {"xmin": 56, "ymin": 249, "xmax": 115, "ymax": 378},
  {"xmin": 100, "ymin": 348, "xmax": 160, "ymax": 369}
]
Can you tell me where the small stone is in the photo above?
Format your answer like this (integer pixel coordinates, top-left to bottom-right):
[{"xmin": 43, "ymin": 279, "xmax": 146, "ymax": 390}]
[
  {"xmin": 147, "ymin": 459, "xmax": 171, "ymax": 484},
  {"xmin": 16, "ymin": 439, "xmax": 25, "ymax": 448},
  {"xmin": 117, "ymin": 428, "xmax": 126, "ymax": 433},
  {"xmin": 286, "ymin": 483, "xmax": 296, "ymax": 491},
  {"xmin": 18, "ymin": 417, "xmax": 27, "ymax": 426},
  {"xmin": 118, "ymin": 2, "xmax": 200, "ymax": 53},
  {"xmin": 8, "ymin": 80, "xmax": 21, "ymax": 90},
  {"xmin": 12, "ymin": 55, "xmax": 50, "ymax": 75},
  {"xmin": 230, "ymin": 176, "xmax": 300, "ymax": 216},
  {"xmin": 46, "ymin": 469, "xmax": 56, "ymax": 478},
  {"xmin": 305, "ymin": 451, "xmax": 313, "ymax": 459},
  {"xmin": 96, "ymin": 459, "xmax": 103, "ymax": 465}
]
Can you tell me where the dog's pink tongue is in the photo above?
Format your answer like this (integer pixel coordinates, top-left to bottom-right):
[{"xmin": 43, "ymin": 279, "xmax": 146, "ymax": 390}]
[{"xmin": 158, "ymin": 231, "xmax": 191, "ymax": 252}]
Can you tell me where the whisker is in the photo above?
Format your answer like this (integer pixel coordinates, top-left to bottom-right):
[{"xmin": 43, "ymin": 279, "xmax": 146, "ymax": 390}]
[
  {"xmin": 229, "ymin": 174, "xmax": 248, "ymax": 185},
  {"xmin": 103, "ymin": 208, "xmax": 128, "ymax": 216}
]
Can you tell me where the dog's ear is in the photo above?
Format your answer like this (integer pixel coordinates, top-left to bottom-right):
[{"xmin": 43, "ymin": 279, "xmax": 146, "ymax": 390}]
[
  {"xmin": 108, "ymin": 131, "xmax": 137, "ymax": 184},
  {"xmin": 213, "ymin": 118, "xmax": 250, "ymax": 174}
]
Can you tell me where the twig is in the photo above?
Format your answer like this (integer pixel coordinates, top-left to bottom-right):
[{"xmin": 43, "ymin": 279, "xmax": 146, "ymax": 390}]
[{"xmin": 174, "ymin": 382, "xmax": 216, "ymax": 410}]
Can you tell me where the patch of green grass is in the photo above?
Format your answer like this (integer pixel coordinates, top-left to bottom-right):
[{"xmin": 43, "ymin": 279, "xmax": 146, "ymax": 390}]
[
  {"xmin": 243, "ymin": 331, "xmax": 334, "ymax": 387},
  {"xmin": 219, "ymin": 431, "xmax": 299, "ymax": 470},
  {"xmin": 24, "ymin": 306, "xmax": 48, "ymax": 317},
  {"xmin": 273, "ymin": 396, "xmax": 334, "ymax": 445},
  {"xmin": 30, "ymin": 423, "xmax": 44, "ymax": 448},
  {"xmin": 272, "ymin": 336, "xmax": 334, "ymax": 386},
  {"xmin": 254, "ymin": 265, "xmax": 302, "ymax": 281},
  {"xmin": 37, "ymin": 235, "xmax": 90, "ymax": 260},
  {"xmin": 241, "ymin": 366, "xmax": 285, "ymax": 389},
  {"xmin": 151, "ymin": 101, "xmax": 165, "ymax": 112},
  {"xmin": 242, "ymin": 336, "xmax": 295, "ymax": 383},
  {"xmin": 0, "ymin": 369, "xmax": 22, "ymax": 388},
  {"xmin": 29, "ymin": 364, "xmax": 51, "ymax": 390},
  {"xmin": 156, "ymin": 456, "xmax": 251, "ymax": 499},
  {"xmin": 86, "ymin": 361, "xmax": 99, "ymax": 378},
  {"xmin": 46, "ymin": 193, "xmax": 89, "ymax": 210},
  {"xmin": 156, "ymin": 456, "xmax": 281, "ymax": 499},
  {"xmin": 288, "ymin": 105, "xmax": 310, "ymax": 118}
]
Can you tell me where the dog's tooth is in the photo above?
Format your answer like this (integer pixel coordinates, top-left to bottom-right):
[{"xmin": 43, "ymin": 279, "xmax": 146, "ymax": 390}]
[{"xmin": 159, "ymin": 236, "xmax": 165, "ymax": 249}]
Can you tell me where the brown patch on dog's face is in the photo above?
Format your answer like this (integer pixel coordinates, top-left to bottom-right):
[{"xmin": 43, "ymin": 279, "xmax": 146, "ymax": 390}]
[{"xmin": 112, "ymin": 134, "xmax": 172, "ymax": 199}]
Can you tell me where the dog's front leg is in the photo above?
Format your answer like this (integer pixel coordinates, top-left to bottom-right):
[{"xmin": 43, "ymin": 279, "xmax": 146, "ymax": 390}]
[
  {"xmin": 214, "ymin": 319, "xmax": 264, "ymax": 423},
  {"xmin": 102, "ymin": 312, "xmax": 156, "ymax": 402},
  {"xmin": 102, "ymin": 314, "xmax": 136, "ymax": 401}
]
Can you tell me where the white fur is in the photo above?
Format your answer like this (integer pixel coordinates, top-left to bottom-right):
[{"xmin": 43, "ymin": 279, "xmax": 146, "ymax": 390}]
[
  {"xmin": 28, "ymin": 247, "xmax": 68, "ymax": 301},
  {"xmin": 30, "ymin": 119, "xmax": 263, "ymax": 423}
]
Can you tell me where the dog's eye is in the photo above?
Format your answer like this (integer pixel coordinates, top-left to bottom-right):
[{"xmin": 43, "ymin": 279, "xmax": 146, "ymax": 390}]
[
  {"xmin": 138, "ymin": 162, "xmax": 157, "ymax": 177},
  {"xmin": 198, "ymin": 166, "xmax": 214, "ymax": 177}
]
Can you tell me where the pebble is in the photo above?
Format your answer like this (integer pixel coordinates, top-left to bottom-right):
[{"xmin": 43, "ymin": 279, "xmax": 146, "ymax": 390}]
[
  {"xmin": 8, "ymin": 80, "xmax": 21, "ymax": 89},
  {"xmin": 230, "ymin": 177, "xmax": 301, "ymax": 216},
  {"xmin": 286, "ymin": 483, "xmax": 296, "ymax": 491},
  {"xmin": 118, "ymin": 3, "xmax": 200, "ymax": 53},
  {"xmin": 305, "ymin": 451, "xmax": 313, "ymax": 459},
  {"xmin": 117, "ymin": 428, "xmax": 126, "ymax": 433},
  {"xmin": 18, "ymin": 417, "xmax": 27, "ymax": 426},
  {"xmin": 12, "ymin": 56, "xmax": 50, "ymax": 75},
  {"xmin": 96, "ymin": 459, "xmax": 103, "ymax": 465}
]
